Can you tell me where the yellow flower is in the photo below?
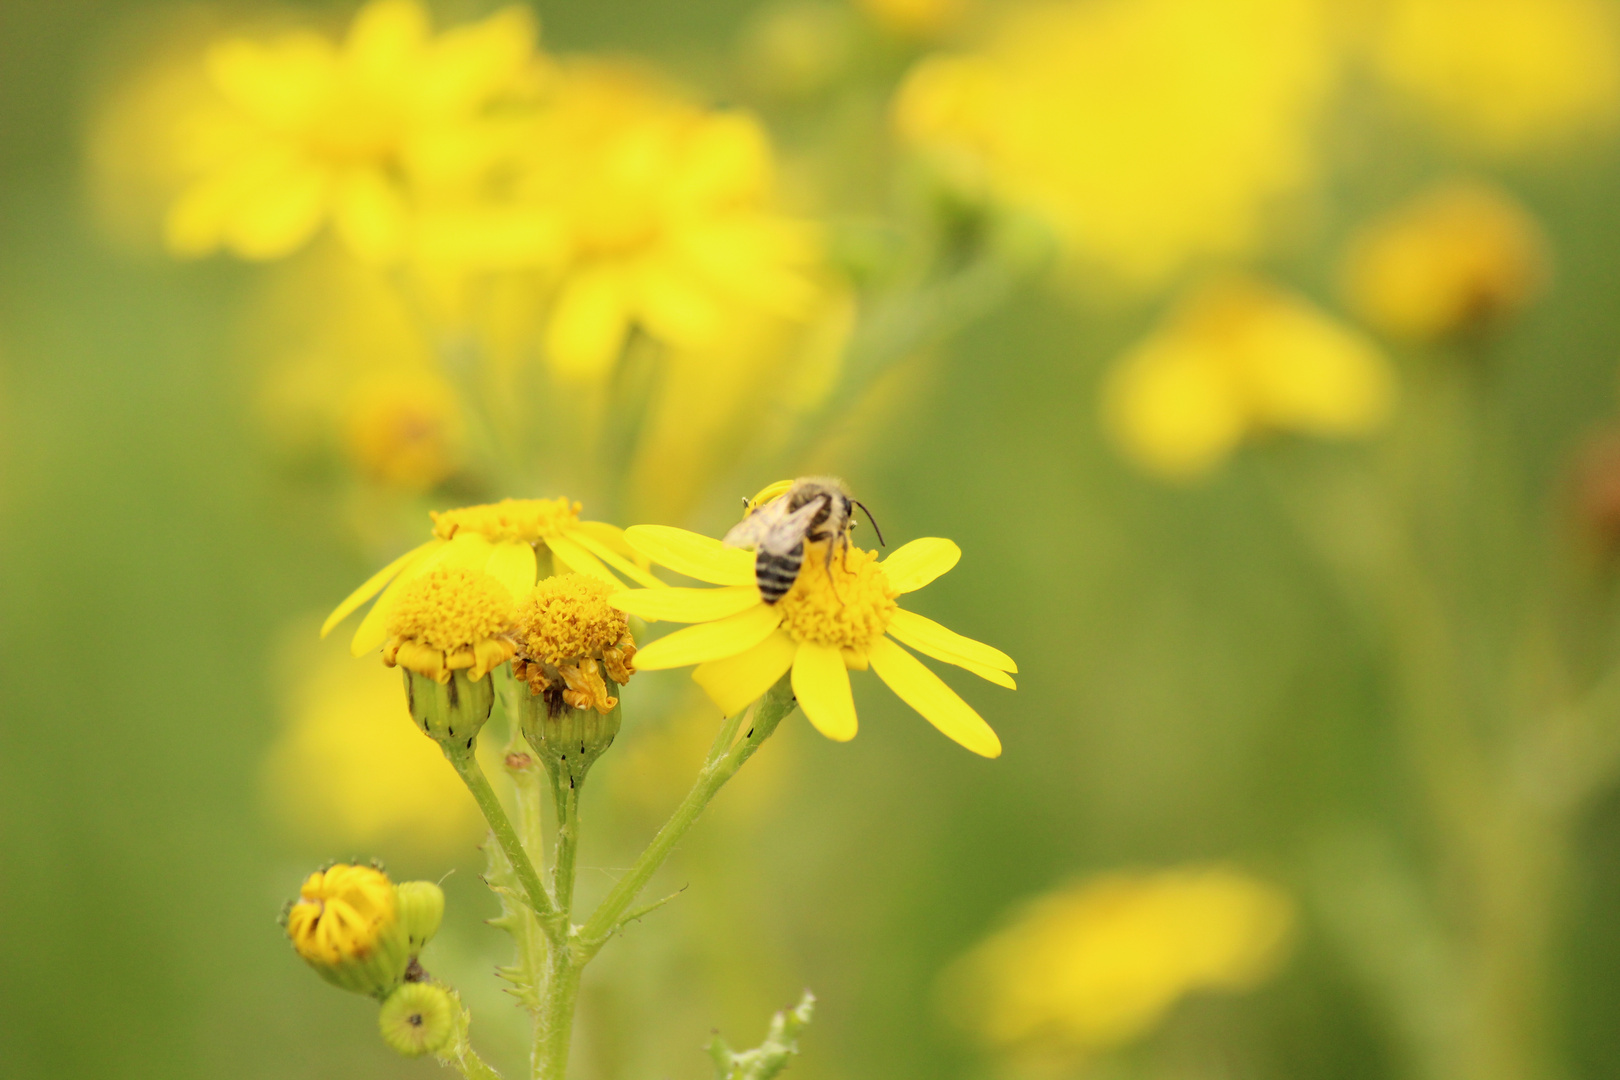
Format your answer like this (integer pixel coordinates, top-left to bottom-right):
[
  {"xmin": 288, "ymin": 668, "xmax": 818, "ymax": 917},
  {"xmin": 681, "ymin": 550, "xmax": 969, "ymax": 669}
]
[
  {"xmin": 382, "ymin": 567, "xmax": 517, "ymax": 683},
  {"xmin": 1370, "ymin": 0, "xmax": 1620, "ymax": 154},
  {"xmin": 517, "ymin": 64, "xmax": 824, "ymax": 380},
  {"xmin": 857, "ymin": 0, "xmax": 969, "ymax": 39},
  {"xmin": 322, "ymin": 497, "xmax": 660, "ymax": 657},
  {"xmin": 512, "ymin": 574, "xmax": 637, "ymax": 716},
  {"xmin": 943, "ymin": 866, "xmax": 1295, "ymax": 1054},
  {"xmin": 287, "ymin": 863, "xmax": 398, "ymax": 967},
  {"xmin": 1341, "ymin": 179, "xmax": 1550, "ymax": 342},
  {"xmin": 1104, "ymin": 276, "xmax": 1395, "ymax": 479},
  {"xmin": 261, "ymin": 625, "xmax": 485, "ymax": 856},
  {"xmin": 894, "ymin": 0, "xmax": 1337, "ymax": 289},
  {"xmin": 343, "ymin": 372, "xmax": 463, "ymax": 490},
  {"xmin": 166, "ymin": 0, "xmax": 542, "ymax": 262},
  {"xmin": 610, "ymin": 524, "xmax": 1013, "ymax": 757}
]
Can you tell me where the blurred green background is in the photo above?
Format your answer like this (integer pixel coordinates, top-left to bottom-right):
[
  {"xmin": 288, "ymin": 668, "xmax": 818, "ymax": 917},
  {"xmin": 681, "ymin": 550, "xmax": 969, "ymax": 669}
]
[{"xmin": 10, "ymin": 1, "xmax": 1620, "ymax": 1079}]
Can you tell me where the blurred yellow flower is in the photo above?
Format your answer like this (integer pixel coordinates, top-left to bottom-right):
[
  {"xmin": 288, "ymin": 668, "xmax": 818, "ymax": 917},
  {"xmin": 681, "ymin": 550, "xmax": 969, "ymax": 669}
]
[
  {"xmin": 895, "ymin": 0, "xmax": 1337, "ymax": 288},
  {"xmin": 286, "ymin": 863, "xmax": 397, "ymax": 966},
  {"xmin": 612, "ymin": 525, "xmax": 1013, "ymax": 757},
  {"xmin": 1104, "ymin": 277, "xmax": 1395, "ymax": 479},
  {"xmin": 166, "ymin": 0, "xmax": 541, "ymax": 262},
  {"xmin": 1371, "ymin": 0, "xmax": 1620, "ymax": 154},
  {"xmin": 858, "ymin": 0, "xmax": 969, "ymax": 39},
  {"xmin": 343, "ymin": 372, "xmax": 462, "ymax": 490},
  {"xmin": 1341, "ymin": 180, "xmax": 1550, "ymax": 343},
  {"xmin": 517, "ymin": 64, "xmax": 824, "ymax": 380},
  {"xmin": 943, "ymin": 866, "xmax": 1295, "ymax": 1054},
  {"xmin": 324, "ymin": 497, "xmax": 661, "ymax": 658},
  {"xmin": 262, "ymin": 627, "xmax": 483, "ymax": 857}
]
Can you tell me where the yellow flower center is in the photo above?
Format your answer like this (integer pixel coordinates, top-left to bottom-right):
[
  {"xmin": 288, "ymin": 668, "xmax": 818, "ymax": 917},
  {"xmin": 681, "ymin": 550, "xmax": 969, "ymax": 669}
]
[
  {"xmin": 286, "ymin": 863, "xmax": 396, "ymax": 965},
  {"xmin": 513, "ymin": 575, "xmax": 636, "ymax": 715},
  {"xmin": 776, "ymin": 545, "xmax": 897, "ymax": 651},
  {"xmin": 430, "ymin": 497, "xmax": 582, "ymax": 543},
  {"xmin": 387, "ymin": 568, "xmax": 515, "ymax": 652},
  {"xmin": 516, "ymin": 575, "xmax": 630, "ymax": 666}
]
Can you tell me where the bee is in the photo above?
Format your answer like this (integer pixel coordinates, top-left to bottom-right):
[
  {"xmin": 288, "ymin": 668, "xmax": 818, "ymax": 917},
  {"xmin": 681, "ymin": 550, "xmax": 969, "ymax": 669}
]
[{"xmin": 723, "ymin": 477, "xmax": 884, "ymax": 604}]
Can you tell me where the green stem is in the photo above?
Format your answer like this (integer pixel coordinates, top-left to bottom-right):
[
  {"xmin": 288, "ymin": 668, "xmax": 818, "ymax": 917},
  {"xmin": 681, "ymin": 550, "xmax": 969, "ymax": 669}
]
[
  {"xmin": 445, "ymin": 744, "xmax": 558, "ymax": 924},
  {"xmin": 452, "ymin": 1044, "xmax": 506, "ymax": 1080},
  {"xmin": 550, "ymin": 768, "xmax": 583, "ymax": 917},
  {"xmin": 533, "ymin": 950, "xmax": 584, "ymax": 1080},
  {"xmin": 579, "ymin": 678, "xmax": 797, "ymax": 951}
]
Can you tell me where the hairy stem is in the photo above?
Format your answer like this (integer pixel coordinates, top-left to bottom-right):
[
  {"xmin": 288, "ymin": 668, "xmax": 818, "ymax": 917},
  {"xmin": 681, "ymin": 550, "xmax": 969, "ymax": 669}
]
[
  {"xmin": 550, "ymin": 769, "xmax": 583, "ymax": 918},
  {"xmin": 579, "ymin": 678, "xmax": 796, "ymax": 951},
  {"xmin": 446, "ymin": 744, "xmax": 557, "ymax": 925}
]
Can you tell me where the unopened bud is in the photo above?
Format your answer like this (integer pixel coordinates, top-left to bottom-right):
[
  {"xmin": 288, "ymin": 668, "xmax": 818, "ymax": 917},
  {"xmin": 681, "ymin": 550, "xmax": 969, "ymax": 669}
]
[
  {"xmin": 395, "ymin": 880, "xmax": 445, "ymax": 953},
  {"xmin": 379, "ymin": 982, "xmax": 457, "ymax": 1058},
  {"xmin": 284, "ymin": 863, "xmax": 411, "ymax": 999}
]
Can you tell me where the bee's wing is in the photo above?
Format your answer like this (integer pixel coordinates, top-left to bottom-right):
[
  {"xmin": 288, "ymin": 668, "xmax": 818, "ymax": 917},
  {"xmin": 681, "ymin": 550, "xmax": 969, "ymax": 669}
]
[
  {"xmin": 723, "ymin": 498, "xmax": 789, "ymax": 549},
  {"xmin": 760, "ymin": 496, "xmax": 828, "ymax": 554}
]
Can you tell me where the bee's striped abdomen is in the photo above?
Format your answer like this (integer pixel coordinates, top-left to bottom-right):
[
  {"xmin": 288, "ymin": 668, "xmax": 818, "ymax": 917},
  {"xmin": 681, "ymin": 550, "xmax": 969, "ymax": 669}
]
[{"xmin": 755, "ymin": 543, "xmax": 805, "ymax": 605}]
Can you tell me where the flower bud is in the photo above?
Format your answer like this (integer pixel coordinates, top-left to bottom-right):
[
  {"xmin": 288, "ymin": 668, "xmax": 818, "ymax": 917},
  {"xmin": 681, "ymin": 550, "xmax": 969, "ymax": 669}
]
[
  {"xmin": 402, "ymin": 668, "xmax": 496, "ymax": 748},
  {"xmin": 520, "ymin": 686, "xmax": 624, "ymax": 786},
  {"xmin": 284, "ymin": 863, "xmax": 412, "ymax": 999},
  {"xmin": 379, "ymin": 982, "xmax": 457, "ymax": 1058},
  {"xmin": 395, "ymin": 880, "xmax": 445, "ymax": 952}
]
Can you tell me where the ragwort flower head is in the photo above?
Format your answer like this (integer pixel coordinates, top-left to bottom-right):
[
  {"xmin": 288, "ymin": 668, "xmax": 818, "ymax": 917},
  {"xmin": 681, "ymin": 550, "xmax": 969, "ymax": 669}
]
[
  {"xmin": 1341, "ymin": 179, "xmax": 1549, "ymax": 342},
  {"xmin": 322, "ymin": 496, "xmax": 659, "ymax": 658},
  {"xmin": 519, "ymin": 64, "xmax": 824, "ymax": 381},
  {"xmin": 167, "ymin": 0, "xmax": 541, "ymax": 263},
  {"xmin": 1104, "ymin": 276, "xmax": 1395, "ymax": 480},
  {"xmin": 513, "ymin": 574, "xmax": 636, "ymax": 716},
  {"xmin": 382, "ymin": 567, "xmax": 517, "ymax": 683},
  {"xmin": 611, "ymin": 507, "xmax": 1013, "ymax": 757},
  {"xmin": 285, "ymin": 862, "xmax": 412, "ymax": 997}
]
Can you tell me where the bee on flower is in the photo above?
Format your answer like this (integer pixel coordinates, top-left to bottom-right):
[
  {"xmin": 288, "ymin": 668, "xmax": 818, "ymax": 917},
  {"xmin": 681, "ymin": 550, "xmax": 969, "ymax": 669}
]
[{"xmin": 609, "ymin": 483, "xmax": 1014, "ymax": 757}]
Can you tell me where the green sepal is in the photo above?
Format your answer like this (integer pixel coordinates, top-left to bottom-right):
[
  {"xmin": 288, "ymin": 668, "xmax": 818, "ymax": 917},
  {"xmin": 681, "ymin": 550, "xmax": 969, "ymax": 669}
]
[
  {"xmin": 403, "ymin": 668, "xmax": 495, "ymax": 748},
  {"xmin": 518, "ymin": 678, "xmax": 622, "ymax": 785}
]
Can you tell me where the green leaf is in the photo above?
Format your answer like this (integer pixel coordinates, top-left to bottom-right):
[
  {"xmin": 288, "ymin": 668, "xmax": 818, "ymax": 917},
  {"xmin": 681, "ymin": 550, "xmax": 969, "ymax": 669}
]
[{"xmin": 707, "ymin": 991, "xmax": 815, "ymax": 1080}]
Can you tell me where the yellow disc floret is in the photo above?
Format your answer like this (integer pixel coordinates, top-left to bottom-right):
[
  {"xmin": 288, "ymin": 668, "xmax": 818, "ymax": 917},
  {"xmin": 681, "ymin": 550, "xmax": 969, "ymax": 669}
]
[
  {"xmin": 286, "ymin": 863, "xmax": 397, "ymax": 966},
  {"xmin": 777, "ymin": 545, "xmax": 897, "ymax": 651},
  {"xmin": 383, "ymin": 567, "xmax": 517, "ymax": 682},
  {"xmin": 430, "ymin": 497, "xmax": 582, "ymax": 543},
  {"xmin": 513, "ymin": 574, "xmax": 636, "ymax": 715}
]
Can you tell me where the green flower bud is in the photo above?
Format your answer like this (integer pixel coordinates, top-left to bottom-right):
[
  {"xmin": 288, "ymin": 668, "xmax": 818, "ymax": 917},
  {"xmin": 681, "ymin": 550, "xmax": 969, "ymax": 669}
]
[
  {"xmin": 284, "ymin": 863, "xmax": 412, "ymax": 999},
  {"xmin": 402, "ymin": 668, "xmax": 496, "ymax": 749},
  {"xmin": 379, "ymin": 982, "xmax": 457, "ymax": 1058},
  {"xmin": 520, "ymin": 684, "xmax": 623, "ymax": 786},
  {"xmin": 395, "ymin": 880, "xmax": 445, "ymax": 953}
]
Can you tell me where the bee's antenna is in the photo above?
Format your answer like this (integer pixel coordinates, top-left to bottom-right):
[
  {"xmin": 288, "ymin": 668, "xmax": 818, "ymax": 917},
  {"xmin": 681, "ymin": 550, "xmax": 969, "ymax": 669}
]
[{"xmin": 853, "ymin": 501, "xmax": 886, "ymax": 547}]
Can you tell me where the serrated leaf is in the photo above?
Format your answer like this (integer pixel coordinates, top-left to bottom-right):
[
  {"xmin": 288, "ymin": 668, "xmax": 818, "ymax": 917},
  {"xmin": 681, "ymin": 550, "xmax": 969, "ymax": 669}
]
[
  {"xmin": 707, "ymin": 992, "xmax": 815, "ymax": 1080},
  {"xmin": 484, "ymin": 835, "xmax": 545, "ymax": 1013}
]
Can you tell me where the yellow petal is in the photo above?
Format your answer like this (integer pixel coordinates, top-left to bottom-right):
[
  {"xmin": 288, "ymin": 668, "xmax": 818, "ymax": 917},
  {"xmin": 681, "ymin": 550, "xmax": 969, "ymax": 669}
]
[
  {"xmin": 693, "ymin": 630, "xmax": 798, "ymax": 716},
  {"xmin": 322, "ymin": 539, "xmax": 440, "ymax": 638},
  {"xmin": 880, "ymin": 538, "xmax": 961, "ymax": 594},
  {"xmin": 565, "ymin": 527, "xmax": 664, "ymax": 588},
  {"xmin": 223, "ymin": 163, "xmax": 329, "ymax": 260},
  {"xmin": 867, "ymin": 637, "xmax": 1002, "ymax": 758},
  {"xmin": 632, "ymin": 604, "xmax": 783, "ymax": 670},
  {"xmin": 545, "ymin": 268, "xmax": 629, "ymax": 381},
  {"xmin": 485, "ymin": 540, "xmax": 537, "ymax": 599},
  {"xmin": 624, "ymin": 525, "xmax": 756, "ymax": 586},
  {"xmin": 611, "ymin": 586, "xmax": 760, "ymax": 623},
  {"xmin": 547, "ymin": 533, "xmax": 618, "ymax": 586},
  {"xmin": 887, "ymin": 609, "xmax": 1017, "ymax": 674},
  {"xmin": 331, "ymin": 168, "xmax": 407, "ymax": 264},
  {"xmin": 350, "ymin": 536, "xmax": 479, "ymax": 656},
  {"xmin": 792, "ymin": 642, "xmax": 859, "ymax": 742}
]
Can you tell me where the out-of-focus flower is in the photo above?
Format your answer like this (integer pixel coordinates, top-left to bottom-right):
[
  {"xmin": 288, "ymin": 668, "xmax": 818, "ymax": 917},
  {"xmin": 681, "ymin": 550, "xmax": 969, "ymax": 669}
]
[
  {"xmin": 1341, "ymin": 180, "xmax": 1550, "ymax": 343},
  {"xmin": 262, "ymin": 627, "xmax": 484, "ymax": 856},
  {"xmin": 1104, "ymin": 277, "xmax": 1395, "ymax": 479},
  {"xmin": 857, "ymin": 0, "xmax": 969, "ymax": 39},
  {"xmin": 323, "ymin": 497, "xmax": 661, "ymax": 657},
  {"xmin": 1370, "ymin": 0, "xmax": 1620, "ymax": 154},
  {"xmin": 515, "ymin": 64, "xmax": 824, "ymax": 380},
  {"xmin": 165, "ymin": 0, "xmax": 542, "ymax": 262},
  {"xmin": 344, "ymin": 372, "xmax": 462, "ymax": 490},
  {"xmin": 738, "ymin": 2, "xmax": 857, "ymax": 99},
  {"xmin": 611, "ymin": 521, "xmax": 1013, "ymax": 757},
  {"xmin": 943, "ymin": 866, "xmax": 1296, "ymax": 1054},
  {"xmin": 895, "ymin": 0, "xmax": 1337, "ymax": 289}
]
